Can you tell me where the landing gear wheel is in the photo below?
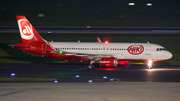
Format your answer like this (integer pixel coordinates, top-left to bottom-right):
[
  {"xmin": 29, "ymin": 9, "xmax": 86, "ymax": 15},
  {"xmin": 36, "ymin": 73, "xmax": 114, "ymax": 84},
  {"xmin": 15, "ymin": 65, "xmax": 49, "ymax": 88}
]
[
  {"xmin": 88, "ymin": 65, "xmax": 94, "ymax": 70},
  {"xmin": 148, "ymin": 66, "xmax": 152, "ymax": 69},
  {"xmin": 88, "ymin": 60, "xmax": 95, "ymax": 70}
]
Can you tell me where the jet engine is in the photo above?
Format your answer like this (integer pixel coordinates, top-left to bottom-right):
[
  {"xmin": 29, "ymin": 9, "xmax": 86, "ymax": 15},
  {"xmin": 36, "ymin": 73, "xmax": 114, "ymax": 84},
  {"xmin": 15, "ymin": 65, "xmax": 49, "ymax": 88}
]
[{"xmin": 100, "ymin": 57, "xmax": 117, "ymax": 67}]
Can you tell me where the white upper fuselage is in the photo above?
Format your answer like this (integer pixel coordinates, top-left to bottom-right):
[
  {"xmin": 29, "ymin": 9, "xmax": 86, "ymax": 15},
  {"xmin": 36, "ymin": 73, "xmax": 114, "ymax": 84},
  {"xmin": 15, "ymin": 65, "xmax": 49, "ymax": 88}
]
[{"xmin": 50, "ymin": 42, "xmax": 172, "ymax": 61}]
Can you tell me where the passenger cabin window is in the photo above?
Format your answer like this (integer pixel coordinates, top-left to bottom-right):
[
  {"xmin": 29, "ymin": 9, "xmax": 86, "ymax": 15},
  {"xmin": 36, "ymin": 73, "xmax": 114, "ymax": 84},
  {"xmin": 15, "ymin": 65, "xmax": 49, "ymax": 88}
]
[{"xmin": 56, "ymin": 47, "xmax": 130, "ymax": 51}]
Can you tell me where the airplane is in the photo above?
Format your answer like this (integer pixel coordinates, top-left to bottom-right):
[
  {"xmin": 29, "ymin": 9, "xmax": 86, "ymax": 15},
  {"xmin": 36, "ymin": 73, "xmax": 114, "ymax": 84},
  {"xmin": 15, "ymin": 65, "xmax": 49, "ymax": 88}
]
[{"xmin": 12, "ymin": 15, "xmax": 172, "ymax": 69}]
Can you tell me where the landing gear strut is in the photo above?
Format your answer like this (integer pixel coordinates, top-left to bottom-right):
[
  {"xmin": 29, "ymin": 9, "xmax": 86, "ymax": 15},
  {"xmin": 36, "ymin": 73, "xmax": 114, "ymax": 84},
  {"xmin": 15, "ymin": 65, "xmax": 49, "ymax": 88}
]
[{"xmin": 88, "ymin": 61, "xmax": 95, "ymax": 70}]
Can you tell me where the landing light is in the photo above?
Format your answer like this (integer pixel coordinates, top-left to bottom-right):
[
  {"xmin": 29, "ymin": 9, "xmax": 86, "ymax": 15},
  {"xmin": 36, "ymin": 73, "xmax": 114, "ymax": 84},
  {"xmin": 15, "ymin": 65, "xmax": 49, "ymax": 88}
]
[{"xmin": 148, "ymin": 60, "xmax": 153, "ymax": 67}]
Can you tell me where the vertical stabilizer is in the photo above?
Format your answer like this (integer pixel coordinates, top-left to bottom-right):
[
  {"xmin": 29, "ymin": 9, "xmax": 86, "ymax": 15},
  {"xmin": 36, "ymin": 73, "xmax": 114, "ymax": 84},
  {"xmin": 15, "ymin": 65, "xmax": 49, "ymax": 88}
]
[{"xmin": 16, "ymin": 15, "xmax": 45, "ymax": 43}]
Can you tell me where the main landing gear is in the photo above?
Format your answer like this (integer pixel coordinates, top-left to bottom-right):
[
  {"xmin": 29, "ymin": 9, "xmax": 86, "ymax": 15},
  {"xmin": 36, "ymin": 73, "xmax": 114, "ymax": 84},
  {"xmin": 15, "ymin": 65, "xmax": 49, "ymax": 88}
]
[
  {"xmin": 148, "ymin": 60, "xmax": 153, "ymax": 69},
  {"xmin": 88, "ymin": 61, "xmax": 95, "ymax": 70},
  {"xmin": 88, "ymin": 65, "xmax": 93, "ymax": 69}
]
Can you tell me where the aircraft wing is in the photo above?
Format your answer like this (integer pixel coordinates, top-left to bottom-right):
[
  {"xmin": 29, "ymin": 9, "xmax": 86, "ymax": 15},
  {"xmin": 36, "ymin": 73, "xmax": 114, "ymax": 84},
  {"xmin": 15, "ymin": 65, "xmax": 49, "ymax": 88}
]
[{"xmin": 54, "ymin": 50, "xmax": 113, "ymax": 60}]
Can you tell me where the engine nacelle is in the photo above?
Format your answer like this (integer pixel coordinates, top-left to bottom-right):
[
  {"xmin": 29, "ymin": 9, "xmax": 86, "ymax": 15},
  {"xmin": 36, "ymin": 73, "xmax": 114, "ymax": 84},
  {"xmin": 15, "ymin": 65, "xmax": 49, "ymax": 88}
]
[
  {"xmin": 117, "ymin": 61, "xmax": 130, "ymax": 65},
  {"xmin": 100, "ymin": 58, "xmax": 117, "ymax": 67}
]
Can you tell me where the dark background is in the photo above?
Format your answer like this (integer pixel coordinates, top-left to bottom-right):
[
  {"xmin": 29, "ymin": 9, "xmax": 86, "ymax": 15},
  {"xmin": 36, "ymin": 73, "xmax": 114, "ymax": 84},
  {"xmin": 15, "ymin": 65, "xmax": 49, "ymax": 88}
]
[{"xmin": 0, "ymin": 0, "xmax": 180, "ymax": 26}]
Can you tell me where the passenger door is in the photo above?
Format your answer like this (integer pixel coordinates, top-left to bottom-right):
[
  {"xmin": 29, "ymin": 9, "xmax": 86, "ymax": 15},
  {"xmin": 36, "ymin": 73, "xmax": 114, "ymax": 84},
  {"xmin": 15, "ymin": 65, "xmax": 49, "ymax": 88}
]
[{"xmin": 145, "ymin": 44, "xmax": 151, "ymax": 55}]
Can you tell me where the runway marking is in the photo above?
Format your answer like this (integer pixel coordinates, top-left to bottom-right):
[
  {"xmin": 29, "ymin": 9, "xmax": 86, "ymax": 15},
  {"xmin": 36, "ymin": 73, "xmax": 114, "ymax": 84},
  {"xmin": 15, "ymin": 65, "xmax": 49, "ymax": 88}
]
[
  {"xmin": 72, "ymin": 68, "xmax": 87, "ymax": 71},
  {"xmin": 0, "ymin": 88, "xmax": 41, "ymax": 96}
]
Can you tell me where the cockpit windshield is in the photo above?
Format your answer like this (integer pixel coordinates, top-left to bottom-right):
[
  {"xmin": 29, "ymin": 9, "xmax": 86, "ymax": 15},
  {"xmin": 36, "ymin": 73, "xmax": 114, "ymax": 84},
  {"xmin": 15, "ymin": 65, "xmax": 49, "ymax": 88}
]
[{"xmin": 156, "ymin": 48, "xmax": 166, "ymax": 51}]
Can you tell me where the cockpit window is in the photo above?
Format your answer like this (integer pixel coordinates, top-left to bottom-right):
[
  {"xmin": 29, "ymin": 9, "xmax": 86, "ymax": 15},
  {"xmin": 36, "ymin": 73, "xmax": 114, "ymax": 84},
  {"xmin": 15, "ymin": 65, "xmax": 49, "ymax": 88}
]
[{"xmin": 156, "ymin": 48, "xmax": 166, "ymax": 51}]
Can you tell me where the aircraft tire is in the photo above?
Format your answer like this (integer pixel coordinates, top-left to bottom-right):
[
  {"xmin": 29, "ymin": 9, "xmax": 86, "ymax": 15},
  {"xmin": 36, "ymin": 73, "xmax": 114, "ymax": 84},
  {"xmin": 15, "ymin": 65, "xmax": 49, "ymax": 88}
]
[{"xmin": 88, "ymin": 65, "xmax": 94, "ymax": 70}]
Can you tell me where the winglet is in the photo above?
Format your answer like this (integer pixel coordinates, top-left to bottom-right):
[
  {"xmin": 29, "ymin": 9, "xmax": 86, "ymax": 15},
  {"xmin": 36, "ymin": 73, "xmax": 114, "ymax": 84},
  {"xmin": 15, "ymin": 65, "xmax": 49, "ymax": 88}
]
[{"xmin": 96, "ymin": 37, "xmax": 102, "ymax": 43}]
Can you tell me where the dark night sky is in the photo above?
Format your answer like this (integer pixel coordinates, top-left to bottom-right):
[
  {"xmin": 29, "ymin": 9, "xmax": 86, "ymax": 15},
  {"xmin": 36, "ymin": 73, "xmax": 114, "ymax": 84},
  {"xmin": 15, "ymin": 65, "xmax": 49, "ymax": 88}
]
[{"xmin": 0, "ymin": 0, "xmax": 180, "ymax": 26}]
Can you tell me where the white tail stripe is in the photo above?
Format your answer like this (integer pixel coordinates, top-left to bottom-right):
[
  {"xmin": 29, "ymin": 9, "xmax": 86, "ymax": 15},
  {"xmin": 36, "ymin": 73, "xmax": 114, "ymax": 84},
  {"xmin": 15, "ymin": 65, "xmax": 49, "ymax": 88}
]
[
  {"xmin": 27, "ymin": 25, "xmax": 33, "ymax": 34},
  {"xmin": 25, "ymin": 26, "xmax": 30, "ymax": 34},
  {"xmin": 24, "ymin": 25, "xmax": 33, "ymax": 34}
]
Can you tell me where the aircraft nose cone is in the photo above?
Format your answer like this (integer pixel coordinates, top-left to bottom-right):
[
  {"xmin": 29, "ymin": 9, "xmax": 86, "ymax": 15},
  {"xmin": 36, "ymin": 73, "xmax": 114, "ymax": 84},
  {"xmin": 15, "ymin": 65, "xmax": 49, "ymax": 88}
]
[{"xmin": 167, "ymin": 51, "xmax": 173, "ymax": 59}]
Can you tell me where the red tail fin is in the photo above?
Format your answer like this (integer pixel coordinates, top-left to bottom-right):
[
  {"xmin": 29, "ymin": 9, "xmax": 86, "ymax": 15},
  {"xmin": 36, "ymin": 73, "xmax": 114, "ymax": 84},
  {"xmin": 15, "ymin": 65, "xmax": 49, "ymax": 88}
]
[{"xmin": 16, "ymin": 15, "xmax": 45, "ymax": 43}]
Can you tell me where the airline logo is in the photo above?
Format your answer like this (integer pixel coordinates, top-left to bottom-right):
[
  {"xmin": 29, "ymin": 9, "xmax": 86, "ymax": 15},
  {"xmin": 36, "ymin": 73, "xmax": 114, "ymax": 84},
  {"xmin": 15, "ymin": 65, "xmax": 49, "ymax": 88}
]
[
  {"xmin": 101, "ymin": 61, "xmax": 110, "ymax": 63},
  {"xmin": 127, "ymin": 45, "xmax": 144, "ymax": 55},
  {"xmin": 18, "ymin": 19, "xmax": 33, "ymax": 40}
]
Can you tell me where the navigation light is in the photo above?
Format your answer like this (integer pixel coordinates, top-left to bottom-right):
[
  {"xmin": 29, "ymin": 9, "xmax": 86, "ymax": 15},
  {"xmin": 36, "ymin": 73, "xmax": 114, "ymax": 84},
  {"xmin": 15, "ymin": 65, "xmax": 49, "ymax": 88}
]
[{"xmin": 59, "ymin": 51, "xmax": 63, "ymax": 54}]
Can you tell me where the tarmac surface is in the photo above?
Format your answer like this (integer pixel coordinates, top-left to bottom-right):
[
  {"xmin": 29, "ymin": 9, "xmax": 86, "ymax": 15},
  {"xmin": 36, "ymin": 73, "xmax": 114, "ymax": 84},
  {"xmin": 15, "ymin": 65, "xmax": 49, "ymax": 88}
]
[
  {"xmin": 1, "ymin": 82, "xmax": 180, "ymax": 101},
  {"xmin": 1, "ymin": 64, "xmax": 180, "ymax": 101},
  {"xmin": 1, "ymin": 64, "xmax": 180, "ymax": 82}
]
